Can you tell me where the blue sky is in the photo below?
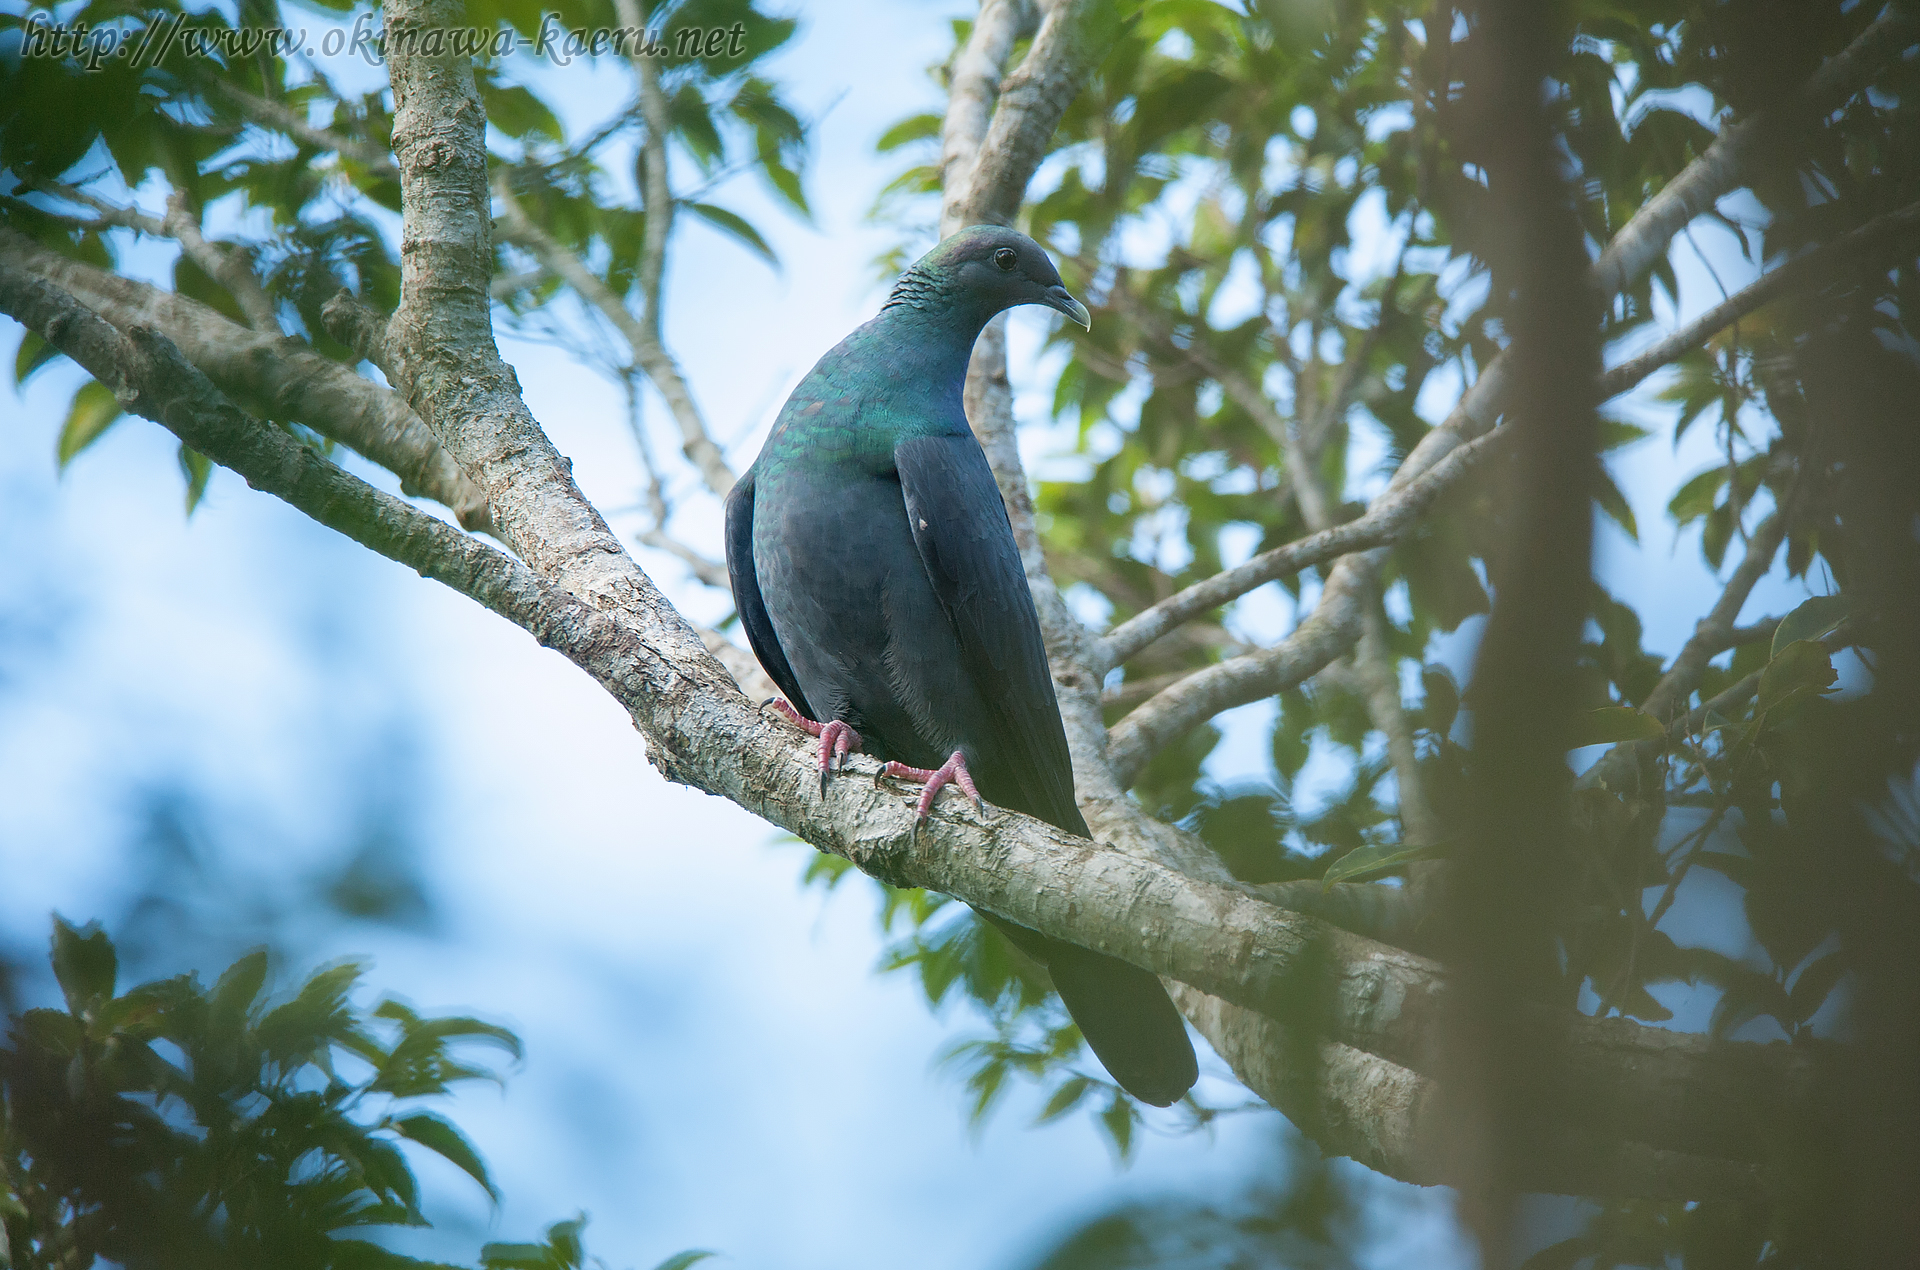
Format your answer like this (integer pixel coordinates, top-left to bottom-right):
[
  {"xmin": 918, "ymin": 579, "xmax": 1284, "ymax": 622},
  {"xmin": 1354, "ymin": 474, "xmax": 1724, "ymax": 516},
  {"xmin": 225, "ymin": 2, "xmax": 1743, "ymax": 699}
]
[{"xmin": 0, "ymin": 1, "xmax": 1830, "ymax": 1264}]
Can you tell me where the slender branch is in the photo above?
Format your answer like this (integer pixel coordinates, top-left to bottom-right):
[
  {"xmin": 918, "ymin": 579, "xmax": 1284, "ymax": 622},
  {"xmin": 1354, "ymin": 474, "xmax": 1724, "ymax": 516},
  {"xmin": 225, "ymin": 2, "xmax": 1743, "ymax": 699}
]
[
  {"xmin": 1641, "ymin": 512, "xmax": 1787, "ymax": 723},
  {"xmin": 215, "ymin": 81, "xmax": 400, "ymax": 180},
  {"xmin": 0, "ymin": 226, "xmax": 490, "ymax": 529},
  {"xmin": 492, "ymin": 174, "xmax": 734, "ymax": 498},
  {"xmin": 1097, "ymin": 3, "xmax": 1917, "ymax": 800},
  {"xmin": 953, "ymin": 0, "xmax": 1094, "ymax": 229},
  {"xmin": 41, "ymin": 183, "xmax": 280, "ymax": 334},
  {"xmin": 1096, "ymin": 430, "xmax": 1502, "ymax": 675},
  {"xmin": 1104, "ymin": 557, "xmax": 1374, "ymax": 787},
  {"xmin": 1580, "ymin": 513, "xmax": 1789, "ymax": 797},
  {"xmin": 1389, "ymin": 6, "xmax": 1915, "ymax": 506},
  {"xmin": 1599, "ymin": 196, "xmax": 1920, "ymax": 400},
  {"xmin": 1590, "ymin": 5, "xmax": 1918, "ymax": 303},
  {"xmin": 491, "ymin": 266, "xmax": 550, "ymax": 301},
  {"xmin": 939, "ymin": 0, "xmax": 1033, "ymax": 236},
  {"xmin": 161, "ymin": 190, "xmax": 281, "ymax": 334}
]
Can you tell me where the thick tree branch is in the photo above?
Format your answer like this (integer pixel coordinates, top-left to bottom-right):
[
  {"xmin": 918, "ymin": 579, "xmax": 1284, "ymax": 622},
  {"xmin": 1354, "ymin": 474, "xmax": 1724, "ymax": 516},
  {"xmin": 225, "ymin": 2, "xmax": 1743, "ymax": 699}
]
[
  {"xmin": 3, "ymin": 257, "xmax": 1817, "ymax": 1188},
  {"xmin": 1174, "ymin": 986, "xmax": 1765, "ymax": 1201},
  {"xmin": 0, "ymin": 226, "xmax": 490, "ymax": 528}
]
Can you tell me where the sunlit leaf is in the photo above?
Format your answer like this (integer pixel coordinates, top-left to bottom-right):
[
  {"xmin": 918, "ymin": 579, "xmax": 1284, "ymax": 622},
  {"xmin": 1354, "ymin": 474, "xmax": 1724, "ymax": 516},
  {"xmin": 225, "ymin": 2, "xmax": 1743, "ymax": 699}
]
[{"xmin": 56, "ymin": 378, "xmax": 124, "ymax": 469}]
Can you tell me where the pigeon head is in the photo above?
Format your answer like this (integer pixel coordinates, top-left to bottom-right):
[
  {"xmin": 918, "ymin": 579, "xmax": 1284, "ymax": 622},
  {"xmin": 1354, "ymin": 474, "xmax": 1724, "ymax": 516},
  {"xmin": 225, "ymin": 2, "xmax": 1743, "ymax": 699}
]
[{"xmin": 886, "ymin": 225, "xmax": 1092, "ymax": 330}]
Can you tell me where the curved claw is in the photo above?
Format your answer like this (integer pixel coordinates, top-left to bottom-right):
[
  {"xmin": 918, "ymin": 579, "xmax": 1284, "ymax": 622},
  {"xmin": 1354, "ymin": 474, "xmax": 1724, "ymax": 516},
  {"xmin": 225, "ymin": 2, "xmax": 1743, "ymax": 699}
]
[
  {"xmin": 883, "ymin": 751, "xmax": 983, "ymax": 819},
  {"xmin": 767, "ymin": 699, "xmax": 863, "ymax": 797},
  {"xmin": 816, "ymin": 719, "xmax": 860, "ymax": 795}
]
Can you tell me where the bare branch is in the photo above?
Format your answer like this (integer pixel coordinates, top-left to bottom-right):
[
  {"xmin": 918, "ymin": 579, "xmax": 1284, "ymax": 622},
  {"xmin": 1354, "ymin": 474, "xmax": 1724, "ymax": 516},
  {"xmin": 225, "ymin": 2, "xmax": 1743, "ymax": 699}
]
[
  {"xmin": 1095, "ymin": 429, "xmax": 1502, "ymax": 675},
  {"xmin": 215, "ymin": 81, "xmax": 400, "ymax": 180},
  {"xmin": 1392, "ymin": 8, "xmax": 1916, "ymax": 506},
  {"xmin": 161, "ymin": 190, "xmax": 281, "ymax": 334},
  {"xmin": 952, "ymin": 0, "xmax": 1094, "ymax": 230},
  {"xmin": 1591, "ymin": 5, "xmax": 1918, "ymax": 302},
  {"xmin": 1104, "ymin": 557, "xmax": 1373, "ymax": 787},
  {"xmin": 492, "ymin": 174, "xmax": 735, "ymax": 498},
  {"xmin": 939, "ymin": 0, "xmax": 1036, "ymax": 236},
  {"xmin": 40, "ymin": 183, "xmax": 280, "ymax": 334},
  {"xmin": 1600, "ymin": 197, "xmax": 1920, "ymax": 400},
  {"xmin": 0, "ymin": 226, "xmax": 490, "ymax": 529}
]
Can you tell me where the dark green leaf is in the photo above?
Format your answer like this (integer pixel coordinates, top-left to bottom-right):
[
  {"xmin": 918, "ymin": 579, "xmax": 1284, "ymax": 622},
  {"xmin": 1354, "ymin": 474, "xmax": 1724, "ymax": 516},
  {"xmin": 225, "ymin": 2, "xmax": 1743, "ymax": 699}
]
[
  {"xmin": 394, "ymin": 1112, "xmax": 496, "ymax": 1199},
  {"xmin": 650, "ymin": 1254, "xmax": 719, "ymax": 1270},
  {"xmin": 1758, "ymin": 640, "xmax": 1838, "ymax": 714},
  {"xmin": 1320, "ymin": 840, "xmax": 1445, "ymax": 889},
  {"xmin": 50, "ymin": 915, "xmax": 115, "ymax": 1013},
  {"xmin": 1788, "ymin": 950, "xmax": 1847, "ymax": 1024},
  {"xmin": 1571, "ymin": 706, "xmax": 1665, "ymax": 747},
  {"xmin": 1770, "ymin": 595, "xmax": 1853, "ymax": 659}
]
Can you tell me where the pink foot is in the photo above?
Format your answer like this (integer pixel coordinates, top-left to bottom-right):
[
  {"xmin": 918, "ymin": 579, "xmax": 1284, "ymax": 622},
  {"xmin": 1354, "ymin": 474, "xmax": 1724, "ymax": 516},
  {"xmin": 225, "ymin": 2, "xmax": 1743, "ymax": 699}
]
[
  {"xmin": 882, "ymin": 750, "xmax": 984, "ymax": 819},
  {"xmin": 767, "ymin": 698, "xmax": 861, "ymax": 794}
]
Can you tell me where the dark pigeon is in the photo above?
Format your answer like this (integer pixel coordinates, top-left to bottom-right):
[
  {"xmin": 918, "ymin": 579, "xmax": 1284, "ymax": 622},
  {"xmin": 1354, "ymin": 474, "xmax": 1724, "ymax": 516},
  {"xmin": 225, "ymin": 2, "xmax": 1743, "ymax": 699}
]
[{"xmin": 725, "ymin": 225, "xmax": 1199, "ymax": 1107}]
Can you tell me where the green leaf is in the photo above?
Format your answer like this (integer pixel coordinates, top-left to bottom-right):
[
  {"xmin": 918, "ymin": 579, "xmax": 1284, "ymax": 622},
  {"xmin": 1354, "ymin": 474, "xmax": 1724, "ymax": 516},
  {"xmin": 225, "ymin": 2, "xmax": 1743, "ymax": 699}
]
[
  {"xmin": 684, "ymin": 202, "xmax": 777, "ymax": 268},
  {"xmin": 1034, "ymin": 1075, "xmax": 1093, "ymax": 1124},
  {"xmin": 179, "ymin": 444, "xmax": 214, "ymax": 513},
  {"xmin": 1692, "ymin": 850, "xmax": 1753, "ymax": 888},
  {"xmin": 213, "ymin": 948, "xmax": 271, "ymax": 1018},
  {"xmin": 56, "ymin": 378, "xmax": 125, "ymax": 469},
  {"xmin": 1099, "ymin": 1091, "xmax": 1137, "ymax": 1161},
  {"xmin": 649, "ymin": 1254, "xmax": 719, "ymax": 1270},
  {"xmin": 875, "ymin": 112, "xmax": 941, "ymax": 151},
  {"xmin": 1758, "ymin": 639, "xmax": 1838, "ymax": 714},
  {"xmin": 1788, "ymin": 950, "xmax": 1847, "ymax": 1024},
  {"xmin": 1770, "ymin": 594, "xmax": 1853, "ymax": 659},
  {"xmin": 394, "ymin": 1112, "xmax": 496, "ymax": 1199},
  {"xmin": 50, "ymin": 915, "xmax": 116, "ymax": 1014},
  {"xmin": 13, "ymin": 328, "xmax": 62, "ymax": 386},
  {"xmin": 1594, "ymin": 468, "xmax": 1638, "ymax": 540},
  {"xmin": 1321, "ymin": 840, "xmax": 1445, "ymax": 889},
  {"xmin": 1571, "ymin": 705, "xmax": 1665, "ymax": 747}
]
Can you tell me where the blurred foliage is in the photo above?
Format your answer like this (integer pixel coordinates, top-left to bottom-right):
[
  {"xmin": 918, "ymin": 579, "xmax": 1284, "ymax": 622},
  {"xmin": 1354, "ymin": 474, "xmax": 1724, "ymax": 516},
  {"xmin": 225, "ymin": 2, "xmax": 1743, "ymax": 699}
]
[
  {"xmin": 0, "ymin": 0, "xmax": 807, "ymax": 478},
  {"xmin": 0, "ymin": 919, "xmax": 709, "ymax": 1270},
  {"xmin": 5, "ymin": 0, "xmax": 1920, "ymax": 1261},
  {"xmin": 859, "ymin": 0, "xmax": 1920, "ymax": 1259}
]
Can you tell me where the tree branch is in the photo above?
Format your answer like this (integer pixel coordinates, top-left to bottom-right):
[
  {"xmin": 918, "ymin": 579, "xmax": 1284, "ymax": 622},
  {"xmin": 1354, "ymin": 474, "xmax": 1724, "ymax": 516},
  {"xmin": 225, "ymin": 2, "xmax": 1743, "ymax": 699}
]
[
  {"xmin": 1095, "ymin": 426, "xmax": 1501, "ymax": 672},
  {"xmin": 215, "ymin": 81, "xmax": 400, "ymax": 180},
  {"xmin": 0, "ymin": 226, "xmax": 490, "ymax": 529},
  {"xmin": 39, "ymin": 183, "xmax": 280, "ymax": 334},
  {"xmin": 1599, "ymin": 196, "xmax": 1920, "ymax": 401},
  {"xmin": 492, "ymin": 172, "xmax": 734, "ymax": 498},
  {"xmin": 1173, "ymin": 986, "xmax": 1765, "ymax": 1201}
]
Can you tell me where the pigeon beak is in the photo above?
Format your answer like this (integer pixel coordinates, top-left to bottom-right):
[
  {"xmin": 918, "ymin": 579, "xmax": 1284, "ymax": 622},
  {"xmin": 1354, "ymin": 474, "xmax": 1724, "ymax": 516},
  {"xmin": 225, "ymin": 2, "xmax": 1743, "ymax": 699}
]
[{"xmin": 1042, "ymin": 285, "xmax": 1092, "ymax": 331}]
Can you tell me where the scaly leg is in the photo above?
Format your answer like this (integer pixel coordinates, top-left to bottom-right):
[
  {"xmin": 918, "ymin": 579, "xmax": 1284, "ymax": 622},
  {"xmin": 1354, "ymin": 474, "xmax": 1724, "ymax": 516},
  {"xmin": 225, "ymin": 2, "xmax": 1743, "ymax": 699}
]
[
  {"xmin": 881, "ymin": 750, "xmax": 984, "ymax": 819},
  {"xmin": 766, "ymin": 698, "xmax": 861, "ymax": 795}
]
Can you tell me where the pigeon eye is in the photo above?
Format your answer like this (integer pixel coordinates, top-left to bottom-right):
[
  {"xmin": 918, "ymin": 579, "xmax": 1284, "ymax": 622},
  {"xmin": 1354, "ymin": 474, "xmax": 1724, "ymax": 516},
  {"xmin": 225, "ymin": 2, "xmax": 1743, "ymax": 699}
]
[{"xmin": 994, "ymin": 248, "xmax": 1017, "ymax": 271}]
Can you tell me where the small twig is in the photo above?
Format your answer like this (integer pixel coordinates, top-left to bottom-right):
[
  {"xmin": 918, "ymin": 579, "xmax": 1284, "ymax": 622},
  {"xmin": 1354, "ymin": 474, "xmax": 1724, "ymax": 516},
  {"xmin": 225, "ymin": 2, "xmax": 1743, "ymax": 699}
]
[
  {"xmin": 492, "ymin": 170, "xmax": 734, "ymax": 498},
  {"xmin": 215, "ymin": 81, "xmax": 399, "ymax": 180}
]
